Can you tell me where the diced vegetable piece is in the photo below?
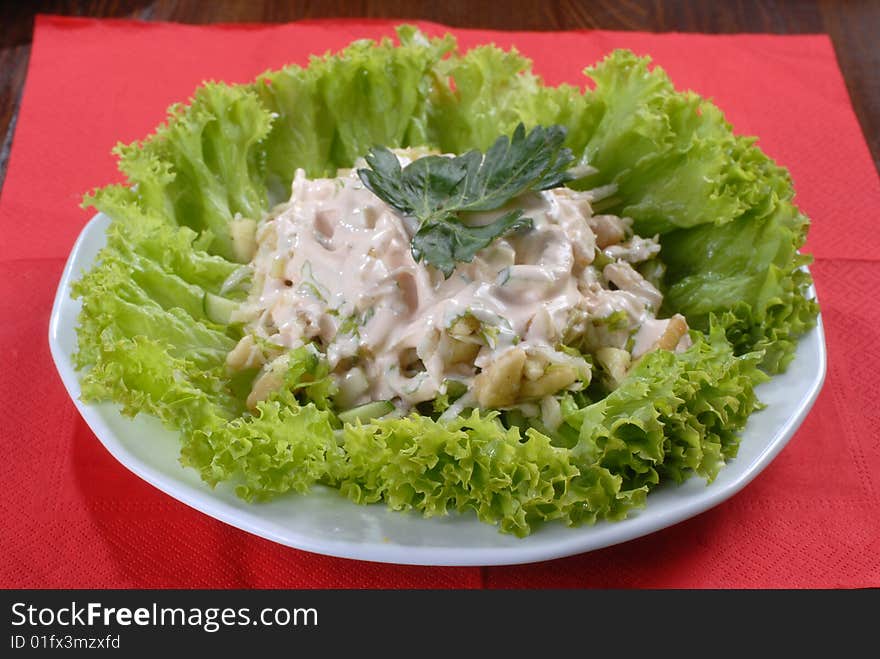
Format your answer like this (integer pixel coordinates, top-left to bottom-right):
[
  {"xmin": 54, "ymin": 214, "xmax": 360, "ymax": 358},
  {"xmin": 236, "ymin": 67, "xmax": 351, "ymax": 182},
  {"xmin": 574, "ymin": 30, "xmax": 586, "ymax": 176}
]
[
  {"xmin": 595, "ymin": 347, "xmax": 631, "ymax": 389},
  {"xmin": 337, "ymin": 400, "xmax": 394, "ymax": 425},
  {"xmin": 203, "ymin": 292, "xmax": 238, "ymax": 325},
  {"xmin": 230, "ymin": 218, "xmax": 258, "ymax": 263}
]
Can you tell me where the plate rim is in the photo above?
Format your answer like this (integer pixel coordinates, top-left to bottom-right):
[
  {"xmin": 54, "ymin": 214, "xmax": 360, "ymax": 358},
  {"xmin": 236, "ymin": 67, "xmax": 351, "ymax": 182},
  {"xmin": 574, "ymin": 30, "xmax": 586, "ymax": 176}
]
[{"xmin": 48, "ymin": 213, "xmax": 828, "ymax": 566}]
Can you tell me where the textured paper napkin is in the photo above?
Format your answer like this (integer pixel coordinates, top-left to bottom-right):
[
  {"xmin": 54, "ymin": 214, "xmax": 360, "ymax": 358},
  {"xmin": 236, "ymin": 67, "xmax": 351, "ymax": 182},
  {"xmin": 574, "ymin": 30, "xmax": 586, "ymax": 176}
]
[{"xmin": 1, "ymin": 15, "xmax": 878, "ymax": 588}]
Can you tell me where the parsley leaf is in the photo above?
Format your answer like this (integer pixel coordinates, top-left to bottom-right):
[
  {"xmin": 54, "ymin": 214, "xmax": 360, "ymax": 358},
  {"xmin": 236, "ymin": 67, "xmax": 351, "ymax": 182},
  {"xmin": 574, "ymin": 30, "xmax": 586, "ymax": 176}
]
[{"xmin": 357, "ymin": 123, "xmax": 574, "ymax": 276}]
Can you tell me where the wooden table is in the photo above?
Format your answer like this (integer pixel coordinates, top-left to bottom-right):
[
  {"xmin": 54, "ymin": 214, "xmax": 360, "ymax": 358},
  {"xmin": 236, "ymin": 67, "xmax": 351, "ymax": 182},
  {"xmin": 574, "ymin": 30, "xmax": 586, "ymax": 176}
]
[{"xmin": 2, "ymin": 0, "xmax": 878, "ymax": 191}]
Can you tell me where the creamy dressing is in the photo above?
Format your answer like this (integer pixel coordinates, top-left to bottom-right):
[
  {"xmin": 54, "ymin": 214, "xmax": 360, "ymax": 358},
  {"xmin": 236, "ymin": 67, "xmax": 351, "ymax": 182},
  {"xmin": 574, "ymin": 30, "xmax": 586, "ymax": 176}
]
[{"xmin": 230, "ymin": 158, "xmax": 691, "ymax": 412}]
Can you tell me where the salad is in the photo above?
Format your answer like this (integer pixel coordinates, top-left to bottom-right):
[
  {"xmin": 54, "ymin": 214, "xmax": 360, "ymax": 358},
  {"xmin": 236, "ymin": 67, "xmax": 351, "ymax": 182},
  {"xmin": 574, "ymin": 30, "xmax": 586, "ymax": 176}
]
[{"xmin": 72, "ymin": 27, "xmax": 817, "ymax": 536}]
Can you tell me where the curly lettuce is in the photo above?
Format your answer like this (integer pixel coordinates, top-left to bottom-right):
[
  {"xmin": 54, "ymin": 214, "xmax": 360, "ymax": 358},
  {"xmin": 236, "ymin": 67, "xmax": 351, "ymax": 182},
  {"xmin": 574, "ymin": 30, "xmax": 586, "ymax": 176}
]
[{"xmin": 72, "ymin": 27, "xmax": 817, "ymax": 536}]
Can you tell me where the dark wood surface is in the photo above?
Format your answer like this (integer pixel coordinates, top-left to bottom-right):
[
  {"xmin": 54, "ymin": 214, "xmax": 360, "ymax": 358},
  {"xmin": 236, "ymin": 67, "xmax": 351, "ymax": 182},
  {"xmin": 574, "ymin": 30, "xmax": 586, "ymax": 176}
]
[{"xmin": 1, "ymin": 0, "xmax": 878, "ymax": 192}]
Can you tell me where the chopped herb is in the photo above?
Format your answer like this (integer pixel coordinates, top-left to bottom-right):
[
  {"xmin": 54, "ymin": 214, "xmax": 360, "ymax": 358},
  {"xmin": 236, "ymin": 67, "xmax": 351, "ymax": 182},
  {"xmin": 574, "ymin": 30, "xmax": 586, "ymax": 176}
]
[
  {"xmin": 598, "ymin": 310, "xmax": 629, "ymax": 331},
  {"xmin": 298, "ymin": 261, "xmax": 329, "ymax": 301},
  {"xmin": 479, "ymin": 324, "xmax": 500, "ymax": 347},
  {"xmin": 592, "ymin": 249, "xmax": 613, "ymax": 270},
  {"xmin": 298, "ymin": 281, "xmax": 326, "ymax": 301},
  {"xmin": 337, "ymin": 307, "xmax": 375, "ymax": 337},
  {"xmin": 337, "ymin": 315, "xmax": 360, "ymax": 337}
]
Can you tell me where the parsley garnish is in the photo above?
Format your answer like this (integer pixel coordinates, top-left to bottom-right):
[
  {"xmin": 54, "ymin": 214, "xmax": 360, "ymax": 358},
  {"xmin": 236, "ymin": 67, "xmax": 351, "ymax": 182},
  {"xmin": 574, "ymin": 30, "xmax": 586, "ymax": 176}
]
[{"xmin": 357, "ymin": 123, "xmax": 575, "ymax": 277}]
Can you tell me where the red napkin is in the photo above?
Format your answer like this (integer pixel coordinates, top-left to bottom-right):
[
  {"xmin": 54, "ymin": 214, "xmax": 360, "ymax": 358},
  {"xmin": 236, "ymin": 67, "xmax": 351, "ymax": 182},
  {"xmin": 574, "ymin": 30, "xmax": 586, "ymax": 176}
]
[{"xmin": 1, "ymin": 15, "xmax": 878, "ymax": 588}]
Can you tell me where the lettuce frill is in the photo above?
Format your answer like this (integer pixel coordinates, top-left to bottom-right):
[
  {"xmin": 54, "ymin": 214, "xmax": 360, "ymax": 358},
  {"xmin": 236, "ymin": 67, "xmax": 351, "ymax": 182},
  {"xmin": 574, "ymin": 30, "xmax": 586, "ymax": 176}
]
[{"xmin": 73, "ymin": 26, "xmax": 816, "ymax": 535}]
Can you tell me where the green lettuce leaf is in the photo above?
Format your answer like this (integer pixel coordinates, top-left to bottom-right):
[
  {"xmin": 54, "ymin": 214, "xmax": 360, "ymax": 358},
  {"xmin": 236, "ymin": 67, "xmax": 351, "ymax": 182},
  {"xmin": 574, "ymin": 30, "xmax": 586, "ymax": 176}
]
[
  {"xmin": 427, "ymin": 43, "xmax": 602, "ymax": 158},
  {"xmin": 254, "ymin": 25, "xmax": 454, "ymax": 192},
  {"xmin": 72, "ymin": 205, "xmax": 243, "ymax": 428},
  {"xmin": 180, "ymin": 347, "xmax": 343, "ymax": 498},
  {"xmin": 660, "ymin": 201, "xmax": 817, "ymax": 371},
  {"xmin": 108, "ymin": 84, "xmax": 274, "ymax": 262},
  {"xmin": 574, "ymin": 50, "xmax": 816, "ymax": 370},
  {"xmin": 566, "ymin": 325, "xmax": 766, "ymax": 488}
]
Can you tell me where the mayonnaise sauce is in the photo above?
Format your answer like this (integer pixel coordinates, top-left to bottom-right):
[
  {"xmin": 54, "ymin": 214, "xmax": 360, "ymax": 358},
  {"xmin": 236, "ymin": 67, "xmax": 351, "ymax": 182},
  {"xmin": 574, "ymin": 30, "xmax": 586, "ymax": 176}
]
[{"xmin": 232, "ymin": 159, "xmax": 689, "ymax": 411}]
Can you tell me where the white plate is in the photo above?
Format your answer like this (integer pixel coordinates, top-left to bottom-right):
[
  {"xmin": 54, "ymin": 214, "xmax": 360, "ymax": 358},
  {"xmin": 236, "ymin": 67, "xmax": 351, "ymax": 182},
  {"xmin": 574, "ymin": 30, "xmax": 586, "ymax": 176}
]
[{"xmin": 49, "ymin": 213, "xmax": 827, "ymax": 566}]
